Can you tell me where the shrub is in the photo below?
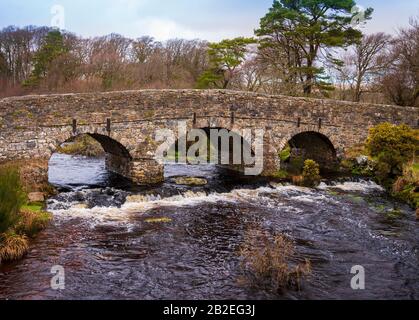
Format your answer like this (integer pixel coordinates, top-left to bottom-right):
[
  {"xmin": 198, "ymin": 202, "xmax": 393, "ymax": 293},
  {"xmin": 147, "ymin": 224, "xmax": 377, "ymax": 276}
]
[
  {"xmin": 0, "ymin": 167, "xmax": 27, "ymax": 234},
  {"xmin": 302, "ymin": 160, "xmax": 321, "ymax": 187},
  {"xmin": 0, "ymin": 232, "xmax": 29, "ymax": 262},
  {"xmin": 288, "ymin": 155, "xmax": 305, "ymax": 175},
  {"xmin": 271, "ymin": 170, "xmax": 289, "ymax": 179},
  {"xmin": 366, "ymin": 123, "xmax": 418, "ymax": 188},
  {"xmin": 239, "ymin": 228, "xmax": 311, "ymax": 292},
  {"xmin": 279, "ymin": 145, "xmax": 291, "ymax": 162},
  {"xmin": 340, "ymin": 145, "xmax": 376, "ymax": 177}
]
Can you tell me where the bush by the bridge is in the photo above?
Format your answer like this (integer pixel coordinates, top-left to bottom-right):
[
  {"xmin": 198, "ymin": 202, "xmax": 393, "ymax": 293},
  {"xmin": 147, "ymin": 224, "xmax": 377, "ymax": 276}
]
[
  {"xmin": 363, "ymin": 123, "xmax": 419, "ymax": 211},
  {"xmin": 366, "ymin": 123, "xmax": 418, "ymax": 189},
  {"xmin": 302, "ymin": 160, "xmax": 321, "ymax": 188}
]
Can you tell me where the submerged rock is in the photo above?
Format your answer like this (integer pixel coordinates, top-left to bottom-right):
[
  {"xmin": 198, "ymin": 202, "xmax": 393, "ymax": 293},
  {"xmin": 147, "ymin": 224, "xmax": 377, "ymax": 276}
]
[
  {"xmin": 145, "ymin": 217, "xmax": 172, "ymax": 223},
  {"xmin": 71, "ymin": 203, "xmax": 89, "ymax": 209},
  {"xmin": 126, "ymin": 194, "xmax": 161, "ymax": 203},
  {"xmin": 174, "ymin": 177, "xmax": 208, "ymax": 186}
]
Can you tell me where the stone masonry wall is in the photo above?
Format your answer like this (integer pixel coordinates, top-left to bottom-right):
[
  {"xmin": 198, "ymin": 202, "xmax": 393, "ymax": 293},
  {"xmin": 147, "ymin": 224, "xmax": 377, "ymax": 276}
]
[{"xmin": 0, "ymin": 89, "xmax": 417, "ymax": 184}]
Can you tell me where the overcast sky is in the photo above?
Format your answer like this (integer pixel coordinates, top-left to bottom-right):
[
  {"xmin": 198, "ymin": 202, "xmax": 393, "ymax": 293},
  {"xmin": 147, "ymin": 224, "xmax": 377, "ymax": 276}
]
[{"xmin": 1, "ymin": 0, "xmax": 418, "ymax": 41}]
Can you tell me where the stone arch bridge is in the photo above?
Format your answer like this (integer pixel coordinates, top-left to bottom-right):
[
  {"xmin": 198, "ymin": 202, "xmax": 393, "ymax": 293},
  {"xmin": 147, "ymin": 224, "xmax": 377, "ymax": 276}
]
[{"xmin": 0, "ymin": 90, "xmax": 417, "ymax": 185}]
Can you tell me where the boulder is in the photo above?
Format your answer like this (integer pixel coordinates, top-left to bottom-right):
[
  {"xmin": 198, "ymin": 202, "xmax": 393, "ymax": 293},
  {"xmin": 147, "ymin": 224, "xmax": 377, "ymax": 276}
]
[
  {"xmin": 28, "ymin": 192, "xmax": 45, "ymax": 203},
  {"xmin": 356, "ymin": 155, "xmax": 369, "ymax": 166}
]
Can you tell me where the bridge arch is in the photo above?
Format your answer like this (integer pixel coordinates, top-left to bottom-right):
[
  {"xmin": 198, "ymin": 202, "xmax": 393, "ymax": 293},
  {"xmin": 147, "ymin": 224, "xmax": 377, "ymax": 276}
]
[
  {"xmin": 279, "ymin": 130, "xmax": 338, "ymax": 172},
  {"xmin": 164, "ymin": 126, "xmax": 256, "ymax": 173},
  {"xmin": 50, "ymin": 132, "xmax": 134, "ymax": 181}
]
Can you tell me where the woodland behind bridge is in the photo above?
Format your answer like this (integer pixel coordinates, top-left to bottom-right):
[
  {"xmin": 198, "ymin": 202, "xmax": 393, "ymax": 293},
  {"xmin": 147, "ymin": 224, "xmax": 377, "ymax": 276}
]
[{"xmin": 0, "ymin": 1, "xmax": 418, "ymax": 108}]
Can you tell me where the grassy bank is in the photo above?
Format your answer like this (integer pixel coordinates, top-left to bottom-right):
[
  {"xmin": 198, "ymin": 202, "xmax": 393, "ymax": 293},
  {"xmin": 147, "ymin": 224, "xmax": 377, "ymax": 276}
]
[
  {"xmin": 393, "ymin": 161, "xmax": 419, "ymax": 210},
  {"xmin": 0, "ymin": 167, "xmax": 51, "ymax": 264}
]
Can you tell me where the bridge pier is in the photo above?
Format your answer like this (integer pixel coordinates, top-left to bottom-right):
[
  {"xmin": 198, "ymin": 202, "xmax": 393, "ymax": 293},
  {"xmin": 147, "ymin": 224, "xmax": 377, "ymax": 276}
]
[
  {"xmin": 261, "ymin": 133, "xmax": 281, "ymax": 177},
  {"xmin": 130, "ymin": 159, "xmax": 164, "ymax": 185},
  {"xmin": 105, "ymin": 154, "xmax": 164, "ymax": 185}
]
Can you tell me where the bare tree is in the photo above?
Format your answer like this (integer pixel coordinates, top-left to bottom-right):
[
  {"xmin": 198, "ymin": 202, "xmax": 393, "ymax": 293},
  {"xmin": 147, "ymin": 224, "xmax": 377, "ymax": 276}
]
[
  {"xmin": 330, "ymin": 33, "xmax": 392, "ymax": 102},
  {"xmin": 132, "ymin": 36, "xmax": 158, "ymax": 64},
  {"xmin": 352, "ymin": 33, "xmax": 392, "ymax": 102},
  {"xmin": 381, "ymin": 18, "xmax": 419, "ymax": 107}
]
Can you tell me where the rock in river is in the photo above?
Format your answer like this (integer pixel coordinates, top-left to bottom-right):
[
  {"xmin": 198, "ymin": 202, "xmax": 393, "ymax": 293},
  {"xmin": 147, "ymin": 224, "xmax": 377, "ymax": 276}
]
[{"xmin": 174, "ymin": 177, "xmax": 208, "ymax": 186}]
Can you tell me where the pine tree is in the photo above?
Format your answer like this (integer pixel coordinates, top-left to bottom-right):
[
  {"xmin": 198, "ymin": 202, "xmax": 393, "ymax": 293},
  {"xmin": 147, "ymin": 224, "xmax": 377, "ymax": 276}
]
[
  {"xmin": 256, "ymin": 0, "xmax": 373, "ymax": 95},
  {"xmin": 197, "ymin": 37, "xmax": 255, "ymax": 89},
  {"xmin": 24, "ymin": 30, "xmax": 67, "ymax": 87}
]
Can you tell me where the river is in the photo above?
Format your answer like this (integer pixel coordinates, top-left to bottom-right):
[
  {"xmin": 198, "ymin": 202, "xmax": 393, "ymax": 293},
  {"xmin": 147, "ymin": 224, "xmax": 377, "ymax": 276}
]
[{"xmin": 0, "ymin": 153, "xmax": 418, "ymax": 300}]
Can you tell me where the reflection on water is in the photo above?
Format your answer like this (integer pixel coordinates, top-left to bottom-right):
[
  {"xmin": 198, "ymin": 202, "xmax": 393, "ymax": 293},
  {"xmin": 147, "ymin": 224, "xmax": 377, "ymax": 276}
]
[{"xmin": 0, "ymin": 154, "xmax": 417, "ymax": 300}]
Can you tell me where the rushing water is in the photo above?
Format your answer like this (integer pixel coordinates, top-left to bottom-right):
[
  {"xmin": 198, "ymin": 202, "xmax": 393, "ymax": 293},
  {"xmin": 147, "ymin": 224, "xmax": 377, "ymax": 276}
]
[{"xmin": 0, "ymin": 153, "xmax": 418, "ymax": 300}]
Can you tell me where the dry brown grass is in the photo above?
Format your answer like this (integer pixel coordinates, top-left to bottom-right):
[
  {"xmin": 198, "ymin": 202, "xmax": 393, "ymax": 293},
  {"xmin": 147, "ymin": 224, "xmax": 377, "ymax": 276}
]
[
  {"xmin": 0, "ymin": 232, "xmax": 29, "ymax": 263},
  {"xmin": 0, "ymin": 160, "xmax": 55, "ymax": 195},
  {"xmin": 239, "ymin": 228, "xmax": 311, "ymax": 293},
  {"xmin": 16, "ymin": 210, "xmax": 51, "ymax": 238},
  {"xmin": 292, "ymin": 175, "xmax": 304, "ymax": 186}
]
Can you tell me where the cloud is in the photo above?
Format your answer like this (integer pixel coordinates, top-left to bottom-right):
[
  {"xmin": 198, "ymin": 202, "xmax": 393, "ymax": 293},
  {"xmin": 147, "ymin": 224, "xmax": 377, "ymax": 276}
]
[
  {"xmin": 132, "ymin": 16, "xmax": 255, "ymax": 41},
  {"xmin": 133, "ymin": 17, "xmax": 196, "ymax": 40}
]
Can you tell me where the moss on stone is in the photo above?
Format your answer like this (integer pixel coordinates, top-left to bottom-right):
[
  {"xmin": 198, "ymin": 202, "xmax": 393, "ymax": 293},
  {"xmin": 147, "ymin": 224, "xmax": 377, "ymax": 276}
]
[
  {"xmin": 145, "ymin": 217, "xmax": 172, "ymax": 223},
  {"xmin": 57, "ymin": 134, "xmax": 104, "ymax": 157}
]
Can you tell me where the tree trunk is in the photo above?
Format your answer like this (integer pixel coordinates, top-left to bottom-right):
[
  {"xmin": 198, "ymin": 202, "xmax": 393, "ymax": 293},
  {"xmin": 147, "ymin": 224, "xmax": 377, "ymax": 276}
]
[{"xmin": 304, "ymin": 74, "xmax": 313, "ymax": 95}]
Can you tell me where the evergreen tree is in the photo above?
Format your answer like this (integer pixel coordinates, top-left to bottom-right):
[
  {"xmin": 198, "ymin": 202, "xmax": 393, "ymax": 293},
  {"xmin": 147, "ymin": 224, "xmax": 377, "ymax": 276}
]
[
  {"xmin": 256, "ymin": 0, "xmax": 372, "ymax": 95},
  {"xmin": 197, "ymin": 37, "xmax": 255, "ymax": 89},
  {"xmin": 24, "ymin": 30, "xmax": 67, "ymax": 87}
]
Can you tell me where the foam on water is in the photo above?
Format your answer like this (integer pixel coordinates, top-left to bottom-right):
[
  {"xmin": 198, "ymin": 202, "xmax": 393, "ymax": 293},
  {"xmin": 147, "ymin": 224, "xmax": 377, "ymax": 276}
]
[
  {"xmin": 49, "ymin": 184, "xmax": 336, "ymax": 228},
  {"xmin": 318, "ymin": 180, "xmax": 385, "ymax": 193}
]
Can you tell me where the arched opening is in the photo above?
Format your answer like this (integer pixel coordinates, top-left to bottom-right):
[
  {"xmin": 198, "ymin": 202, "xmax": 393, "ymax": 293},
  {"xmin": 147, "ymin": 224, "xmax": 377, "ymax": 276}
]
[
  {"xmin": 281, "ymin": 131, "xmax": 337, "ymax": 173},
  {"xmin": 163, "ymin": 127, "xmax": 257, "ymax": 183},
  {"xmin": 48, "ymin": 133, "xmax": 132, "ymax": 189}
]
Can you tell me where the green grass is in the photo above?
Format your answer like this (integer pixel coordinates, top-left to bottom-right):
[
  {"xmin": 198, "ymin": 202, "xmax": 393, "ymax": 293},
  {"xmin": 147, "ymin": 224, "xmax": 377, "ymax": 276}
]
[
  {"xmin": 21, "ymin": 202, "xmax": 44, "ymax": 213},
  {"xmin": 271, "ymin": 170, "xmax": 289, "ymax": 179}
]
